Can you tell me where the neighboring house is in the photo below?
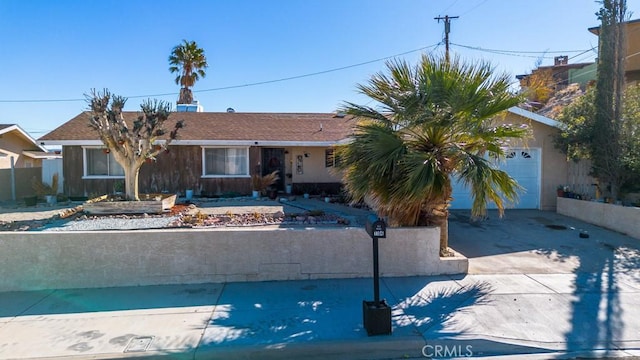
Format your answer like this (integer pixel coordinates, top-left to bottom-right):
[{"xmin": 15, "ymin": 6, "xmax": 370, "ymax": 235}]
[
  {"xmin": 449, "ymin": 107, "xmax": 567, "ymax": 211},
  {"xmin": 0, "ymin": 124, "xmax": 61, "ymax": 201},
  {"xmin": 38, "ymin": 112, "xmax": 353, "ymax": 198},
  {"xmin": 0, "ymin": 124, "xmax": 53, "ymax": 169},
  {"xmin": 589, "ymin": 18, "xmax": 640, "ymax": 84},
  {"xmin": 516, "ymin": 56, "xmax": 596, "ymax": 94}
]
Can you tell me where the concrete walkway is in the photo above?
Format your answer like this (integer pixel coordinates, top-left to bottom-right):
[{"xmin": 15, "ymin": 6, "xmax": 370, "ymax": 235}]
[{"xmin": 0, "ymin": 209, "xmax": 639, "ymax": 359}]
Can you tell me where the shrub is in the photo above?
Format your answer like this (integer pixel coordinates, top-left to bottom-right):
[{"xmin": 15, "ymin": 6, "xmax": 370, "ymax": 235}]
[
  {"xmin": 32, "ymin": 173, "xmax": 59, "ymax": 196},
  {"xmin": 251, "ymin": 171, "xmax": 280, "ymax": 194}
]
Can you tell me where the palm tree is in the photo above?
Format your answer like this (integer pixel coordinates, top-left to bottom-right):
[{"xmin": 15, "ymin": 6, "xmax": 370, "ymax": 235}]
[
  {"xmin": 337, "ymin": 54, "xmax": 529, "ymax": 255},
  {"xmin": 168, "ymin": 40, "xmax": 208, "ymax": 105}
]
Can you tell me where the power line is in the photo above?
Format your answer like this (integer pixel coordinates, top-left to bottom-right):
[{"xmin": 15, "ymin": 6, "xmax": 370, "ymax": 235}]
[
  {"xmin": 439, "ymin": 0, "xmax": 460, "ymax": 15},
  {"xmin": 451, "ymin": 43, "xmax": 593, "ymax": 59},
  {"xmin": 459, "ymin": 0, "xmax": 490, "ymax": 16},
  {"xmin": 0, "ymin": 44, "xmax": 441, "ymax": 104},
  {"xmin": 452, "ymin": 43, "xmax": 592, "ymax": 55}
]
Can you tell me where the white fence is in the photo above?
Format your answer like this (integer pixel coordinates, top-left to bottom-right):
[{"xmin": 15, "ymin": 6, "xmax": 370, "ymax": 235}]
[{"xmin": 41, "ymin": 158, "xmax": 63, "ymax": 194}]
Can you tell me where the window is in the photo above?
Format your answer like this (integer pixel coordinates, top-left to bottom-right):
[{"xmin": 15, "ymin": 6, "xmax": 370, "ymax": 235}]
[
  {"xmin": 203, "ymin": 147, "xmax": 249, "ymax": 176},
  {"xmin": 325, "ymin": 148, "xmax": 341, "ymax": 168},
  {"xmin": 84, "ymin": 148, "xmax": 124, "ymax": 177}
]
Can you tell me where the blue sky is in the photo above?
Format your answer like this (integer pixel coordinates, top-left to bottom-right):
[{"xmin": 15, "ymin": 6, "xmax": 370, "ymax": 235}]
[{"xmin": 0, "ymin": 0, "xmax": 638, "ymax": 139}]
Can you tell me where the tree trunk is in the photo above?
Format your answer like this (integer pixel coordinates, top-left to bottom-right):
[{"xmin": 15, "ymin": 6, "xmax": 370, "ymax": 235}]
[
  {"xmin": 422, "ymin": 199, "xmax": 450, "ymax": 257},
  {"xmin": 178, "ymin": 88, "xmax": 193, "ymax": 105},
  {"xmin": 124, "ymin": 163, "xmax": 141, "ymax": 201},
  {"xmin": 610, "ymin": 182, "xmax": 619, "ymax": 203},
  {"xmin": 435, "ymin": 211, "xmax": 450, "ymax": 257}
]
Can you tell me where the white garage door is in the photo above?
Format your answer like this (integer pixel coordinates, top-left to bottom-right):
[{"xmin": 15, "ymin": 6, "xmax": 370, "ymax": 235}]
[{"xmin": 449, "ymin": 148, "xmax": 540, "ymax": 209}]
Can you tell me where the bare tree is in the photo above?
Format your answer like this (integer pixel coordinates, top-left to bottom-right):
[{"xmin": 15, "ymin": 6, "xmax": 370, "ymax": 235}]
[{"xmin": 87, "ymin": 89, "xmax": 184, "ymax": 200}]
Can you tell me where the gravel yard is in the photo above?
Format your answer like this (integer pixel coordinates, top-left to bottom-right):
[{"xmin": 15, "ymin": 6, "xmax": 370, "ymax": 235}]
[{"xmin": 0, "ymin": 196, "xmax": 368, "ymax": 232}]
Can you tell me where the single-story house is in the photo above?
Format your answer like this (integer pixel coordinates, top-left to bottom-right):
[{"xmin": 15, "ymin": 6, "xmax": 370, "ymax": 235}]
[
  {"xmin": 39, "ymin": 106, "xmax": 567, "ymax": 210},
  {"xmin": 0, "ymin": 124, "xmax": 62, "ymax": 201},
  {"xmin": 38, "ymin": 112, "xmax": 353, "ymax": 198},
  {"xmin": 0, "ymin": 124, "xmax": 57, "ymax": 169}
]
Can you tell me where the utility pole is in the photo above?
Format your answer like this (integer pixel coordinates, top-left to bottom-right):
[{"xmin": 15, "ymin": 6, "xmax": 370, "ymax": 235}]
[{"xmin": 434, "ymin": 15, "xmax": 459, "ymax": 62}]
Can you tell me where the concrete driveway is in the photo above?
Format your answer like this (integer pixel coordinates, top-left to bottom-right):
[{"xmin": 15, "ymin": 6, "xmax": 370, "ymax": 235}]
[
  {"xmin": 449, "ymin": 209, "xmax": 640, "ymax": 276},
  {"xmin": 0, "ymin": 209, "xmax": 639, "ymax": 359},
  {"xmin": 444, "ymin": 209, "xmax": 640, "ymax": 358}
]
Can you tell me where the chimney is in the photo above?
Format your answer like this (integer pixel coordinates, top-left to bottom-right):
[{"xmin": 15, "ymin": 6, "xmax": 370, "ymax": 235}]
[
  {"xmin": 176, "ymin": 100, "xmax": 203, "ymax": 113},
  {"xmin": 554, "ymin": 56, "xmax": 568, "ymax": 66}
]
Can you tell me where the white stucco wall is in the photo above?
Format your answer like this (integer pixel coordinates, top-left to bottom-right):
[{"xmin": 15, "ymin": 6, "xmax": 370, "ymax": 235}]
[
  {"xmin": 0, "ymin": 227, "xmax": 467, "ymax": 292},
  {"xmin": 557, "ymin": 197, "xmax": 640, "ymax": 240},
  {"xmin": 288, "ymin": 147, "xmax": 341, "ymax": 184}
]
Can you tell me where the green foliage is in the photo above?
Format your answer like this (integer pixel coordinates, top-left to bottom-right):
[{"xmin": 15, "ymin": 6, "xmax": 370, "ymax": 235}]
[
  {"xmin": 554, "ymin": 87, "xmax": 596, "ymax": 160},
  {"xmin": 591, "ymin": 0, "xmax": 628, "ymax": 198},
  {"xmin": 113, "ymin": 180, "xmax": 124, "ymax": 193},
  {"xmin": 337, "ymin": 54, "xmax": 528, "ymax": 235},
  {"xmin": 555, "ymin": 84, "xmax": 640, "ymax": 196},
  {"xmin": 621, "ymin": 84, "xmax": 640, "ymax": 176},
  {"xmin": 168, "ymin": 40, "xmax": 208, "ymax": 104}
]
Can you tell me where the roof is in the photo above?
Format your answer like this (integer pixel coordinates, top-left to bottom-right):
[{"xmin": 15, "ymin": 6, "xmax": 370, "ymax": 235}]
[
  {"xmin": 508, "ymin": 106, "xmax": 561, "ymax": 128},
  {"xmin": 0, "ymin": 124, "xmax": 48, "ymax": 152},
  {"xmin": 39, "ymin": 112, "xmax": 355, "ymax": 147},
  {"xmin": 40, "ymin": 108, "xmax": 561, "ymax": 147},
  {"xmin": 515, "ymin": 62, "xmax": 594, "ymax": 79},
  {"xmin": 589, "ymin": 18, "xmax": 640, "ymax": 35}
]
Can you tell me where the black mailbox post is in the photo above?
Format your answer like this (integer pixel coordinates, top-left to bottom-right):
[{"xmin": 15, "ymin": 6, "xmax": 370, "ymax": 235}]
[{"xmin": 363, "ymin": 215, "xmax": 392, "ymax": 336}]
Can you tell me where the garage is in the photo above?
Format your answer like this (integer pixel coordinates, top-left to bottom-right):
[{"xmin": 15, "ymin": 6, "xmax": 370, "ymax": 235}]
[{"xmin": 449, "ymin": 148, "xmax": 541, "ymax": 210}]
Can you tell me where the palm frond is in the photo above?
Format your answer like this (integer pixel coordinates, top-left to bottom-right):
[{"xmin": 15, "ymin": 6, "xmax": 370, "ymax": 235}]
[{"xmin": 338, "ymin": 53, "xmax": 527, "ymax": 229}]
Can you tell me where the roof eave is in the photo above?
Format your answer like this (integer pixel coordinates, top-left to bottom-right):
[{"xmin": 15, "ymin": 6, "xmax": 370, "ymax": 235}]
[
  {"xmin": 41, "ymin": 139, "xmax": 351, "ymax": 147},
  {"xmin": 22, "ymin": 151, "xmax": 62, "ymax": 159},
  {"xmin": 508, "ymin": 106, "xmax": 561, "ymax": 128},
  {"xmin": 1, "ymin": 124, "xmax": 48, "ymax": 152}
]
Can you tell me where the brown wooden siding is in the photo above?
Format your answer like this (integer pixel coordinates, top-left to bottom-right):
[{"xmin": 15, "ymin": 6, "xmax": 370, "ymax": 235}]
[
  {"xmin": 62, "ymin": 146, "xmax": 85, "ymax": 197},
  {"xmin": 63, "ymin": 145, "xmax": 260, "ymax": 197}
]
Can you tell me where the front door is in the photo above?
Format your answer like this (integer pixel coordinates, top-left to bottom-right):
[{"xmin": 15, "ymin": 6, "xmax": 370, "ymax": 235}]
[{"xmin": 261, "ymin": 148, "xmax": 285, "ymax": 191}]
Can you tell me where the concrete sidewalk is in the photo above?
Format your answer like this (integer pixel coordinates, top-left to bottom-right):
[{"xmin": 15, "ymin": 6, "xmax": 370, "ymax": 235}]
[{"xmin": 1, "ymin": 272, "xmax": 639, "ymax": 360}]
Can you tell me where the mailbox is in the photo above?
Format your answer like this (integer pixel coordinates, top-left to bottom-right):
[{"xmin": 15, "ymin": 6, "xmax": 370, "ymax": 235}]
[
  {"xmin": 363, "ymin": 215, "xmax": 391, "ymax": 336},
  {"xmin": 365, "ymin": 215, "xmax": 386, "ymax": 239}
]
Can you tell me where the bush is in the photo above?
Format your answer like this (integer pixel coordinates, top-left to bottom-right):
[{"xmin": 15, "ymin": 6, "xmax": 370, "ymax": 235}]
[
  {"xmin": 251, "ymin": 171, "xmax": 280, "ymax": 194},
  {"xmin": 32, "ymin": 173, "xmax": 58, "ymax": 197}
]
